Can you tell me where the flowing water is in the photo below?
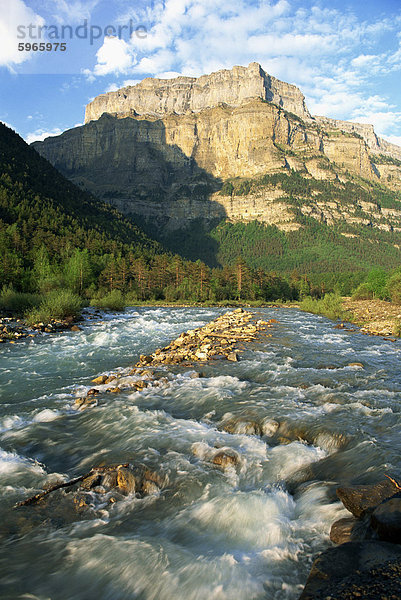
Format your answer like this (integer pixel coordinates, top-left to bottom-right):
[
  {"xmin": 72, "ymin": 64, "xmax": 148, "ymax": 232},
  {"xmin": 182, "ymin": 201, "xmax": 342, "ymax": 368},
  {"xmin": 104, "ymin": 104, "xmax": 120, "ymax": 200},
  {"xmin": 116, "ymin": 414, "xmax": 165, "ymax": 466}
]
[{"xmin": 0, "ymin": 307, "xmax": 400, "ymax": 600}]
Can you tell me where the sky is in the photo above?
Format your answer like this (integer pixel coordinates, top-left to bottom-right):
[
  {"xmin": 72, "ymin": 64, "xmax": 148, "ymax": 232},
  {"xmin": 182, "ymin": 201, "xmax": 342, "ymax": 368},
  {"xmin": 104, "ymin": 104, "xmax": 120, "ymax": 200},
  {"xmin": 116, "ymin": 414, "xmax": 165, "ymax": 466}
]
[{"xmin": 0, "ymin": 0, "xmax": 401, "ymax": 146}]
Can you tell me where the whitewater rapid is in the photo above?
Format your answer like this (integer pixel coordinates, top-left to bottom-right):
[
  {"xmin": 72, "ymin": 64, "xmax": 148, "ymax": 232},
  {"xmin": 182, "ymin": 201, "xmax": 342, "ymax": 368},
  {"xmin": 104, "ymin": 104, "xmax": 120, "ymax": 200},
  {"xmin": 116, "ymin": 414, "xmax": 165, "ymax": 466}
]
[{"xmin": 0, "ymin": 307, "xmax": 400, "ymax": 599}]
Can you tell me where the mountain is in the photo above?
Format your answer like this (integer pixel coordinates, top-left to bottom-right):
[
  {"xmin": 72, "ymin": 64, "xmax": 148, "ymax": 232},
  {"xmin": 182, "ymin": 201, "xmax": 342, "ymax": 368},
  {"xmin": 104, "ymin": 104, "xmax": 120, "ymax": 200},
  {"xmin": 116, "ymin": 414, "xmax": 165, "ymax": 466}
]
[
  {"xmin": 32, "ymin": 63, "xmax": 401, "ymax": 272},
  {"xmin": 0, "ymin": 122, "xmax": 165, "ymax": 289}
]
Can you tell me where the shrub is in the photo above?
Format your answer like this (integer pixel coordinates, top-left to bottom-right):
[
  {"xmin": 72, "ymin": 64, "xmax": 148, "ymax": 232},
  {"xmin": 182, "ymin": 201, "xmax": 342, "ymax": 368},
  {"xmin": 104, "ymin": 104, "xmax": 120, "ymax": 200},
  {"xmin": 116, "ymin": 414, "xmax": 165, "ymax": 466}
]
[
  {"xmin": 26, "ymin": 289, "xmax": 83, "ymax": 324},
  {"xmin": 300, "ymin": 293, "xmax": 349, "ymax": 321},
  {"xmin": 386, "ymin": 272, "xmax": 401, "ymax": 304},
  {"xmin": 351, "ymin": 283, "xmax": 374, "ymax": 301},
  {"xmin": 90, "ymin": 289, "xmax": 125, "ymax": 311},
  {"xmin": 0, "ymin": 286, "xmax": 42, "ymax": 315},
  {"xmin": 393, "ymin": 320, "xmax": 401, "ymax": 337}
]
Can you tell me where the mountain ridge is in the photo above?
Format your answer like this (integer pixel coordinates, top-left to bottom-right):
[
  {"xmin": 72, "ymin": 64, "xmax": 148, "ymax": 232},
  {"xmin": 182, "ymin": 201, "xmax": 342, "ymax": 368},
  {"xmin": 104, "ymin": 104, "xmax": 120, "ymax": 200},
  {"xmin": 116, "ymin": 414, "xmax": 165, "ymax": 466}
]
[{"xmin": 31, "ymin": 63, "xmax": 401, "ymax": 272}]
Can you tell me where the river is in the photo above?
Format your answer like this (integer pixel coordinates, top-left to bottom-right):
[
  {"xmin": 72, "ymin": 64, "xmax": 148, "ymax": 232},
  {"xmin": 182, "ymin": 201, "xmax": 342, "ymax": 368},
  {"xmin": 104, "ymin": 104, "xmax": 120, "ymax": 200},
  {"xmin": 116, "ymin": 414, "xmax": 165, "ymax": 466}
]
[{"xmin": 0, "ymin": 307, "xmax": 400, "ymax": 600}]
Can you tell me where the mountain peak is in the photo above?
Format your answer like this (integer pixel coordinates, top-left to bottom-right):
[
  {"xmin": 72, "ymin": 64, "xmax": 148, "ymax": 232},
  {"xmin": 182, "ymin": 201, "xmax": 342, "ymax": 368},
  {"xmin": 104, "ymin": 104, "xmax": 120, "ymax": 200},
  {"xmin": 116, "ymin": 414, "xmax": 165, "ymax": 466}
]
[{"xmin": 84, "ymin": 62, "xmax": 311, "ymax": 124}]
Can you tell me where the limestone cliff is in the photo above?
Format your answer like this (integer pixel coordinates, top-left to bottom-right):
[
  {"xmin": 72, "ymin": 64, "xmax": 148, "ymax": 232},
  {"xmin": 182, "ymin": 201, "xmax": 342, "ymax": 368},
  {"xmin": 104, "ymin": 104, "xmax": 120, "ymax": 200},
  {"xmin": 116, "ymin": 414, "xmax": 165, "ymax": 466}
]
[
  {"xmin": 85, "ymin": 62, "xmax": 311, "ymax": 123},
  {"xmin": 33, "ymin": 63, "xmax": 401, "ymax": 240},
  {"xmin": 314, "ymin": 116, "xmax": 401, "ymax": 160},
  {"xmin": 34, "ymin": 98, "xmax": 379, "ymax": 222}
]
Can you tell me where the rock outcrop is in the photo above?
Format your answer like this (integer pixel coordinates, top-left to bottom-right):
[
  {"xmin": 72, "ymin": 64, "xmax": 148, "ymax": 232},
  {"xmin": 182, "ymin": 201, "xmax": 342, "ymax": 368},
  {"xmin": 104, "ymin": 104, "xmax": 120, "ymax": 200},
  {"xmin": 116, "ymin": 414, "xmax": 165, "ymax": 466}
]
[
  {"xmin": 32, "ymin": 62, "xmax": 401, "ymax": 241},
  {"xmin": 85, "ymin": 62, "xmax": 311, "ymax": 123}
]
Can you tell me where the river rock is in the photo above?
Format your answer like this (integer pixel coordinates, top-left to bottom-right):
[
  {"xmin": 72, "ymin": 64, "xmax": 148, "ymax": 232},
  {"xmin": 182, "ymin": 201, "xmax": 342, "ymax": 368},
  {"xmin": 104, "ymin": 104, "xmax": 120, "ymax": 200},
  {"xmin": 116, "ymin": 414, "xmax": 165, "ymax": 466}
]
[
  {"xmin": 74, "ymin": 396, "xmax": 97, "ymax": 410},
  {"xmin": 330, "ymin": 517, "xmax": 366, "ymax": 544},
  {"xmin": 212, "ymin": 449, "xmax": 240, "ymax": 468},
  {"xmin": 141, "ymin": 480, "xmax": 160, "ymax": 495},
  {"xmin": 80, "ymin": 472, "xmax": 102, "ymax": 490},
  {"xmin": 348, "ymin": 362, "xmax": 364, "ymax": 368},
  {"xmin": 337, "ymin": 479, "xmax": 400, "ymax": 517},
  {"xmin": 117, "ymin": 467, "xmax": 136, "ymax": 494},
  {"xmin": 370, "ymin": 496, "xmax": 401, "ymax": 543},
  {"xmin": 91, "ymin": 375, "xmax": 108, "ymax": 385},
  {"xmin": 227, "ymin": 351, "xmax": 239, "ymax": 362},
  {"xmin": 220, "ymin": 416, "xmax": 262, "ymax": 436},
  {"xmin": 299, "ymin": 541, "xmax": 401, "ymax": 600}
]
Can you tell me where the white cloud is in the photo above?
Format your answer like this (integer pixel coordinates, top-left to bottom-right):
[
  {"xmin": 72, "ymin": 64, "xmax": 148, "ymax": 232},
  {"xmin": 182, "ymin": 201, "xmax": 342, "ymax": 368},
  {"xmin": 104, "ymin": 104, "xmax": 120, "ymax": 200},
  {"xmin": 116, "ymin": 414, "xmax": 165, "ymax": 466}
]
[
  {"xmin": 122, "ymin": 79, "xmax": 141, "ymax": 87},
  {"xmin": 0, "ymin": 0, "xmax": 44, "ymax": 68},
  {"xmin": 50, "ymin": 0, "xmax": 100, "ymax": 24},
  {"xmin": 84, "ymin": 36, "xmax": 134, "ymax": 78},
  {"xmin": 104, "ymin": 82, "xmax": 119, "ymax": 92},
  {"xmin": 78, "ymin": 0, "xmax": 401, "ymax": 140},
  {"xmin": 382, "ymin": 135, "xmax": 401, "ymax": 148},
  {"xmin": 351, "ymin": 54, "xmax": 378, "ymax": 68},
  {"xmin": 26, "ymin": 127, "xmax": 63, "ymax": 144}
]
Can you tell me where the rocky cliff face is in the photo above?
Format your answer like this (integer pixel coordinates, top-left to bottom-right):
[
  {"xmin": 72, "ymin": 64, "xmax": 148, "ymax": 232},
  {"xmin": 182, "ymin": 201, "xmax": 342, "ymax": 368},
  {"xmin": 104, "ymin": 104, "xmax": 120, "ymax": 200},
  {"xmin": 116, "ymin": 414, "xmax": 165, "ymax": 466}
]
[
  {"xmin": 314, "ymin": 116, "xmax": 401, "ymax": 160},
  {"xmin": 34, "ymin": 98, "xmax": 381, "ymax": 225},
  {"xmin": 85, "ymin": 62, "xmax": 311, "ymax": 123},
  {"xmin": 33, "ymin": 63, "xmax": 401, "ymax": 239}
]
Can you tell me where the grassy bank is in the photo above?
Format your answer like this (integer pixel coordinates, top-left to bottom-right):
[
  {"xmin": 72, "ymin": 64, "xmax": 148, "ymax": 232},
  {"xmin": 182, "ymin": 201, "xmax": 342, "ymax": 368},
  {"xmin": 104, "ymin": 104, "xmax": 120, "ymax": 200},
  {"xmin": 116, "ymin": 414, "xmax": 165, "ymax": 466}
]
[{"xmin": 299, "ymin": 293, "xmax": 351, "ymax": 321}]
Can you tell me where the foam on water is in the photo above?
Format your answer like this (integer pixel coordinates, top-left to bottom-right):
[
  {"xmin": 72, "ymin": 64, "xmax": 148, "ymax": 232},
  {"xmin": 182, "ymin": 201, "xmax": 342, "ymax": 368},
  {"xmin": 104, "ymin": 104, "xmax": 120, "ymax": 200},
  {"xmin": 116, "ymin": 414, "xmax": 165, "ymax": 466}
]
[{"xmin": 0, "ymin": 306, "xmax": 400, "ymax": 599}]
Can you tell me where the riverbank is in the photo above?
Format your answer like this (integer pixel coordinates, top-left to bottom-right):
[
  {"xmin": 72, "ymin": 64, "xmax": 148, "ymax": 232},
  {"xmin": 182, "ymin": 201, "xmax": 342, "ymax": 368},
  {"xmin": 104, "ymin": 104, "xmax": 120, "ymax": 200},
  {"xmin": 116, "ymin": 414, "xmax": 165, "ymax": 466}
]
[{"xmin": 342, "ymin": 298, "xmax": 401, "ymax": 337}]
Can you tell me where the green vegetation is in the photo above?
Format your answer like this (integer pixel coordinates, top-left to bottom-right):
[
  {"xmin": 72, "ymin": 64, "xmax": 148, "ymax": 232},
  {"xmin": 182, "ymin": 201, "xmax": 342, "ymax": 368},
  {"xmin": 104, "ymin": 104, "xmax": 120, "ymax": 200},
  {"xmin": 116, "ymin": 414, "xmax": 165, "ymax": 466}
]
[
  {"xmin": 25, "ymin": 290, "xmax": 83, "ymax": 325},
  {"xmin": 371, "ymin": 154, "xmax": 401, "ymax": 167},
  {"xmin": 0, "ymin": 286, "xmax": 41, "ymax": 314},
  {"xmin": 300, "ymin": 293, "xmax": 350, "ymax": 321},
  {"xmin": 90, "ymin": 289, "xmax": 126, "ymax": 311}
]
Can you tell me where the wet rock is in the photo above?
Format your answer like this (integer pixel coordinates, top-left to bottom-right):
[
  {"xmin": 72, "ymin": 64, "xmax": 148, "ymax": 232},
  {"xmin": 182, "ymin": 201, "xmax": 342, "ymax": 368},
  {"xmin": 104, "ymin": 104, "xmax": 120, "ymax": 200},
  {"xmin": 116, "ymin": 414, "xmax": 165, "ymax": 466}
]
[
  {"xmin": 142, "ymin": 480, "xmax": 160, "ymax": 495},
  {"xmin": 142, "ymin": 468, "xmax": 166, "ymax": 489},
  {"xmin": 101, "ymin": 470, "xmax": 119, "ymax": 489},
  {"xmin": 330, "ymin": 517, "xmax": 368, "ymax": 544},
  {"xmin": 86, "ymin": 388, "xmax": 100, "ymax": 397},
  {"xmin": 80, "ymin": 473, "xmax": 102, "ymax": 490},
  {"xmin": 227, "ymin": 351, "xmax": 239, "ymax": 362},
  {"xmin": 91, "ymin": 375, "xmax": 108, "ymax": 385},
  {"xmin": 337, "ymin": 479, "xmax": 400, "ymax": 518},
  {"xmin": 107, "ymin": 387, "xmax": 121, "ymax": 394},
  {"xmin": 220, "ymin": 416, "xmax": 262, "ymax": 436},
  {"xmin": 348, "ymin": 362, "xmax": 364, "ymax": 368},
  {"xmin": 117, "ymin": 467, "xmax": 136, "ymax": 494},
  {"xmin": 70, "ymin": 325, "xmax": 81, "ymax": 332},
  {"xmin": 74, "ymin": 396, "xmax": 97, "ymax": 410},
  {"xmin": 134, "ymin": 380, "xmax": 148, "ymax": 390},
  {"xmin": 212, "ymin": 449, "xmax": 240, "ymax": 468},
  {"xmin": 261, "ymin": 418, "xmax": 280, "ymax": 437},
  {"xmin": 299, "ymin": 541, "xmax": 401, "ymax": 600},
  {"xmin": 370, "ymin": 496, "xmax": 401, "ymax": 543}
]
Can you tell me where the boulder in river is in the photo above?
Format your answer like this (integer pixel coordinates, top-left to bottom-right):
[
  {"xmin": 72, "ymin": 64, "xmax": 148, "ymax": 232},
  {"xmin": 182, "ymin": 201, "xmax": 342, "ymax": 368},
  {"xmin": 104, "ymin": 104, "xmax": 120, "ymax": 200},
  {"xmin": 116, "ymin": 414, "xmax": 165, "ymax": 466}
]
[
  {"xmin": 299, "ymin": 541, "xmax": 401, "ymax": 599},
  {"xmin": 219, "ymin": 415, "xmax": 262, "ymax": 436},
  {"xmin": 370, "ymin": 496, "xmax": 401, "ymax": 543},
  {"xmin": 211, "ymin": 449, "xmax": 240, "ymax": 468},
  {"xmin": 330, "ymin": 516, "xmax": 368, "ymax": 544},
  {"xmin": 337, "ymin": 478, "xmax": 400, "ymax": 517}
]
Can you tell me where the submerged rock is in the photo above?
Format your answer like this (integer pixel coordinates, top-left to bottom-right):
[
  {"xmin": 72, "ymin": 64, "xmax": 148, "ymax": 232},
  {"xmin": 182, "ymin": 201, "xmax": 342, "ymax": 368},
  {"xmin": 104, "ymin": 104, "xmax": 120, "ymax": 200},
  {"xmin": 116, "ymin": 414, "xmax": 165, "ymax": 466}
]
[
  {"xmin": 117, "ymin": 466, "xmax": 136, "ymax": 494},
  {"xmin": 219, "ymin": 416, "xmax": 262, "ymax": 437},
  {"xmin": 211, "ymin": 449, "xmax": 240, "ymax": 468}
]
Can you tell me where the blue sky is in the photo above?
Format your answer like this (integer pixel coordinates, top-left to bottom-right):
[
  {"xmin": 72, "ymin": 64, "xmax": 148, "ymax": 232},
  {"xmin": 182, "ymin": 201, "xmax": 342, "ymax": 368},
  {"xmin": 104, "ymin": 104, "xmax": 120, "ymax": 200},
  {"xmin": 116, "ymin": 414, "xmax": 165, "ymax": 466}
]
[{"xmin": 1, "ymin": 0, "xmax": 401, "ymax": 145}]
